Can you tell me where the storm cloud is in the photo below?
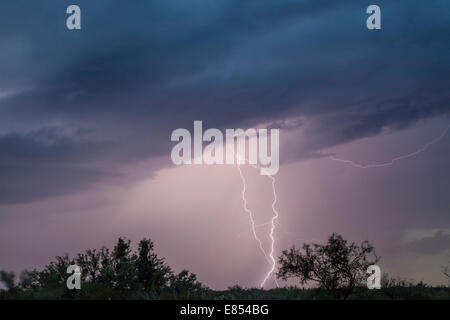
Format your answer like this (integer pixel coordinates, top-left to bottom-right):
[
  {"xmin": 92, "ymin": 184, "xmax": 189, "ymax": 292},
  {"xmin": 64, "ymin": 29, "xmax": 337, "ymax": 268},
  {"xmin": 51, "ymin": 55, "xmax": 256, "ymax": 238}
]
[{"xmin": 1, "ymin": 0, "xmax": 449, "ymax": 203}]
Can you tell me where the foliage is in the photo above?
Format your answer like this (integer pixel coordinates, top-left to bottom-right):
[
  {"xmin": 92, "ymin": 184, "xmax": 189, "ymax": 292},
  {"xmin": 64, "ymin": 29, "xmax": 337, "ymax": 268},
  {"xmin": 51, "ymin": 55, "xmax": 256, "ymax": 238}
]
[
  {"xmin": 1, "ymin": 234, "xmax": 448, "ymax": 300},
  {"xmin": 442, "ymin": 259, "xmax": 449, "ymax": 279},
  {"xmin": 0, "ymin": 271, "xmax": 15, "ymax": 290},
  {"xmin": 277, "ymin": 233, "xmax": 379, "ymax": 299},
  {"xmin": 0, "ymin": 237, "xmax": 205, "ymax": 299},
  {"xmin": 209, "ymin": 284, "xmax": 448, "ymax": 300}
]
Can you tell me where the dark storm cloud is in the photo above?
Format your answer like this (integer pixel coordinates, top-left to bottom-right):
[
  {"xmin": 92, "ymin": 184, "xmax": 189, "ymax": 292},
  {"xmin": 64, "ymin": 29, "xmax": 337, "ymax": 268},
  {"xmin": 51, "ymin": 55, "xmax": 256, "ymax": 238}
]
[
  {"xmin": 0, "ymin": 165, "xmax": 105, "ymax": 204},
  {"xmin": 0, "ymin": 127, "xmax": 112, "ymax": 204},
  {"xmin": 0, "ymin": 127, "xmax": 104, "ymax": 163},
  {"xmin": 1, "ymin": 0, "xmax": 450, "ymax": 203}
]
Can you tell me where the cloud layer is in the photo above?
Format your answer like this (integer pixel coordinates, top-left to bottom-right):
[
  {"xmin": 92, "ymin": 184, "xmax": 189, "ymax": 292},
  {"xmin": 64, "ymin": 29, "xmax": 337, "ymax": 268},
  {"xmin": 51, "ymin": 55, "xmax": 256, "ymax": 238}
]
[{"xmin": 0, "ymin": 0, "xmax": 449, "ymax": 202}]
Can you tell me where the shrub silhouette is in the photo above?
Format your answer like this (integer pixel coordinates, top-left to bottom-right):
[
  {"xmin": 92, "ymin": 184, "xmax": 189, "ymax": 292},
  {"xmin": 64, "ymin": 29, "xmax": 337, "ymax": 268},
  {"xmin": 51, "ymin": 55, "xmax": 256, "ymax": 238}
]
[
  {"xmin": 1, "ymin": 235, "xmax": 448, "ymax": 300},
  {"xmin": 0, "ymin": 237, "xmax": 205, "ymax": 299},
  {"xmin": 277, "ymin": 233, "xmax": 379, "ymax": 299}
]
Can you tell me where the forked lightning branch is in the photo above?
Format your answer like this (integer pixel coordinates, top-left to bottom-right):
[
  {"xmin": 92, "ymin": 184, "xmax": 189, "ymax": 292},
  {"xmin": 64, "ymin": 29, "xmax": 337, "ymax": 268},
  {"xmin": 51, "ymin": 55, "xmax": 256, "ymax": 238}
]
[
  {"xmin": 169, "ymin": 122, "xmax": 449, "ymax": 288},
  {"xmin": 171, "ymin": 121, "xmax": 281, "ymax": 287}
]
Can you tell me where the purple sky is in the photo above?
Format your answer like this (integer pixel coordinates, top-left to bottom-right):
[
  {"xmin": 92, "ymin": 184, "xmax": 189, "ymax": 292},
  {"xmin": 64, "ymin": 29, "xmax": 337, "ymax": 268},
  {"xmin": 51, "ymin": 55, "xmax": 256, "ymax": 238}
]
[
  {"xmin": 1, "ymin": 117, "xmax": 449, "ymax": 288},
  {"xmin": 0, "ymin": 1, "xmax": 450, "ymax": 289}
]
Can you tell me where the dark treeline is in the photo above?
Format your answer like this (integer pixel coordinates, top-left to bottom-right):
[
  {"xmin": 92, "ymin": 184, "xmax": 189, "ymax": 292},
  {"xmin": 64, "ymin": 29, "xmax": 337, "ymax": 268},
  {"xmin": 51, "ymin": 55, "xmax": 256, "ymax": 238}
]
[
  {"xmin": 0, "ymin": 238, "xmax": 207, "ymax": 299},
  {"xmin": 0, "ymin": 235, "xmax": 448, "ymax": 300}
]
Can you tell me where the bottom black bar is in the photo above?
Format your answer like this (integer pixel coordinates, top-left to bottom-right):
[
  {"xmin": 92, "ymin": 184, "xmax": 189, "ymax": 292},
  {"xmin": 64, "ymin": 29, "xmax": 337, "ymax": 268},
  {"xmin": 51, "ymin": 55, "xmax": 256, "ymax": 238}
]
[{"xmin": 1, "ymin": 300, "xmax": 448, "ymax": 318}]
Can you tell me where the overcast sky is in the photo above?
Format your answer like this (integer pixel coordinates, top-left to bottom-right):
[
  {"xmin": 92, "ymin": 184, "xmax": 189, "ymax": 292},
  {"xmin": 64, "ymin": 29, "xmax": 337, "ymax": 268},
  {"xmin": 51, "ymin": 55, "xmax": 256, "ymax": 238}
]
[{"xmin": 0, "ymin": 0, "xmax": 449, "ymax": 288}]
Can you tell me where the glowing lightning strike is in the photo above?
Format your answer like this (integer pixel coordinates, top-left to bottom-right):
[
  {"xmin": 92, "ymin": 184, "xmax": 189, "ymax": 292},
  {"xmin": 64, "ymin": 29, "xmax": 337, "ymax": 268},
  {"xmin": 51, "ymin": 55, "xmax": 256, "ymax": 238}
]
[
  {"xmin": 260, "ymin": 174, "xmax": 279, "ymax": 288},
  {"xmin": 236, "ymin": 161, "xmax": 271, "ymax": 265},
  {"xmin": 235, "ymin": 155, "xmax": 279, "ymax": 288},
  {"xmin": 329, "ymin": 124, "xmax": 450, "ymax": 168},
  {"xmin": 235, "ymin": 123, "xmax": 449, "ymax": 288}
]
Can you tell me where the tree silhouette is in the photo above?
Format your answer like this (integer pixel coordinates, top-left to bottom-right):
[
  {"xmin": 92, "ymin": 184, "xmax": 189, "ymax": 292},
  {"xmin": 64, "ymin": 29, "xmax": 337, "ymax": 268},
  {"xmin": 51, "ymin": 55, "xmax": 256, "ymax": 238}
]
[
  {"xmin": 277, "ymin": 233, "xmax": 379, "ymax": 299},
  {"xmin": 0, "ymin": 237, "xmax": 205, "ymax": 299},
  {"xmin": 136, "ymin": 238, "xmax": 172, "ymax": 292},
  {"xmin": 443, "ymin": 260, "xmax": 450, "ymax": 279},
  {"xmin": 0, "ymin": 271, "xmax": 15, "ymax": 290},
  {"xmin": 3, "ymin": 235, "xmax": 447, "ymax": 300}
]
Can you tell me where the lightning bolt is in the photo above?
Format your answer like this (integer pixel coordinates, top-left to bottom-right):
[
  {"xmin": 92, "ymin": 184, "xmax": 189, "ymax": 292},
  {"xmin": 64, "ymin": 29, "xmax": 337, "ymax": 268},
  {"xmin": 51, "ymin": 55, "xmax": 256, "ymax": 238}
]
[
  {"xmin": 230, "ymin": 123, "xmax": 448, "ymax": 289},
  {"xmin": 235, "ymin": 154, "xmax": 280, "ymax": 288},
  {"xmin": 234, "ymin": 123, "xmax": 449, "ymax": 288},
  {"xmin": 329, "ymin": 125, "xmax": 450, "ymax": 168},
  {"xmin": 260, "ymin": 174, "xmax": 279, "ymax": 288},
  {"xmin": 236, "ymin": 161, "xmax": 271, "ymax": 264}
]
